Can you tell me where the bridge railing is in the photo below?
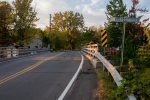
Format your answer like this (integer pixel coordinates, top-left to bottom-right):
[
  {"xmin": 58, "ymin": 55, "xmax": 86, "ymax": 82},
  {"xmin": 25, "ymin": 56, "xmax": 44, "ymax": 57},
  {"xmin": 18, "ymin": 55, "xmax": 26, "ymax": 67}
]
[
  {"xmin": 0, "ymin": 47, "xmax": 49, "ymax": 62},
  {"xmin": 81, "ymin": 44, "xmax": 136, "ymax": 100}
]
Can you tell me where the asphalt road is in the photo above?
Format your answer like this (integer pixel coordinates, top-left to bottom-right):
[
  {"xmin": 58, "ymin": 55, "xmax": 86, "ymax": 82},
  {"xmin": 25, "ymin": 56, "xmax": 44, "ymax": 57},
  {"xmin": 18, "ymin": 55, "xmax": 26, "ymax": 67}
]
[{"xmin": 0, "ymin": 51, "xmax": 82, "ymax": 100}]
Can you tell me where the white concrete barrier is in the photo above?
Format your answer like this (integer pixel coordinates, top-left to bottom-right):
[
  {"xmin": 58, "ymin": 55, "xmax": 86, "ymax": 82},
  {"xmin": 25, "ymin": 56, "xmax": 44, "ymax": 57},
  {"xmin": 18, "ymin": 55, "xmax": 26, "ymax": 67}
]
[{"xmin": 0, "ymin": 47, "xmax": 49, "ymax": 62}]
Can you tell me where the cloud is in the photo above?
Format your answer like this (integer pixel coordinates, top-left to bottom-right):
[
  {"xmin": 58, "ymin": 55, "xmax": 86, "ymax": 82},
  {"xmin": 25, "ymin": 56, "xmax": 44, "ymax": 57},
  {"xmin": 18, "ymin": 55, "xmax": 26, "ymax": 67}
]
[
  {"xmin": 75, "ymin": 5, "xmax": 80, "ymax": 10},
  {"xmin": 75, "ymin": 0, "xmax": 107, "ymax": 27},
  {"xmin": 83, "ymin": 5, "xmax": 105, "ymax": 16},
  {"xmin": 8, "ymin": 0, "xmax": 149, "ymax": 29},
  {"xmin": 81, "ymin": 0, "xmax": 86, "ymax": 2},
  {"xmin": 91, "ymin": 0, "xmax": 100, "ymax": 5},
  {"xmin": 32, "ymin": 0, "xmax": 70, "ymax": 29},
  {"xmin": 7, "ymin": 0, "xmax": 108, "ymax": 28}
]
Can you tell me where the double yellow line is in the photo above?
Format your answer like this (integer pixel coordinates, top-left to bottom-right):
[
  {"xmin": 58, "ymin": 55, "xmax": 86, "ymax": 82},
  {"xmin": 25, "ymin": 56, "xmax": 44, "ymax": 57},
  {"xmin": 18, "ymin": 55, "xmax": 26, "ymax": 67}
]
[{"xmin": 0, "ymin": 52, "xmax": 64, "ymax": 85}]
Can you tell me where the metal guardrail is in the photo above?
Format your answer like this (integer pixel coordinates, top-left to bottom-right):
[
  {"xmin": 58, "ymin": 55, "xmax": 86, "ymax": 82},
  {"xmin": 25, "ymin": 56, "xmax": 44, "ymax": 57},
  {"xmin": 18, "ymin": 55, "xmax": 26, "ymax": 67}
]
[
  {"xmin": 81, "ymin": 44, "xmax": 136, "ymax": 100},
  {"xmin": 0, "ymin": 47, "xmax": 49, "ymax": 62}
]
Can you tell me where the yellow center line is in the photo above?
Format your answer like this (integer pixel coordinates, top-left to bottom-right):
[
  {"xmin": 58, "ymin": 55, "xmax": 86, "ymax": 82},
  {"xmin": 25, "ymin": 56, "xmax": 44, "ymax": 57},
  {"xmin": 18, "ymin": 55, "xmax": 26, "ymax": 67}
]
[{"xmin": 0, "ymin": 52, "xmax": 64, "ymax": 85}]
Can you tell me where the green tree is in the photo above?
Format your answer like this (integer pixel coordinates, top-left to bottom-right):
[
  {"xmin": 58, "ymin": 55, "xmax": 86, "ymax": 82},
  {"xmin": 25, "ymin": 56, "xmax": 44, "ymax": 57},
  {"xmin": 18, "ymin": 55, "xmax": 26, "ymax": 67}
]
[
  {"xmin": 52, "ymin": 11, "xmax": 84, "ymax": 50},
  {"xmin": 0, "ymin": 1, "xmax": 13, "ymax": 46},
  {"xmin": 13, "ymin": 0, "xmax": 38, "ymax": 46},
  {"xmin": 106, "ymin": 0, "xmax": 127, "ymax": 47},
  {"xmin": 81, "ymin": 27, "xmax": 100, "ymax": 45},
  {"xmin": 41, "ymin": 34, "xmax": 50, "ymax": 48},
  {"xmin": 54, "ymin": 31, "xmax": 68, "ymax": 50},
  {"xmin": 42, "ymin": 27, "xmax": 50, "ymax": 48}
]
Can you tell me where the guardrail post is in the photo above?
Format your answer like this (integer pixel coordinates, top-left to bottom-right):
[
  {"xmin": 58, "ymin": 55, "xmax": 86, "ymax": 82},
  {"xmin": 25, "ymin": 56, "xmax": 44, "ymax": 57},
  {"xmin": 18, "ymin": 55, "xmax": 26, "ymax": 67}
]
[{"xmin": 102, "ymin": 64, "xmax": 105, "ymax": 71}]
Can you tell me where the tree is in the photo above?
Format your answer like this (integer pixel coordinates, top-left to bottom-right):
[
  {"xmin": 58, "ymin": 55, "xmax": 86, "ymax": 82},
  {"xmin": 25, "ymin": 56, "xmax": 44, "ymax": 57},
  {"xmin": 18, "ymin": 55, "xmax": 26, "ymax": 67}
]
[
  {"xmin": 123, "ymin": 0, "xmax": 149, "ymax": 61},
  {"xmin": 81, "ymin": 29, "xmax": 95, "ymax": 44},
  {"xmin": 81, "ymin": 26, "xmax": 101, "ymax": 45},
  {"xmin": 13, "ymin": 0, "xmax": 38, "ymax": 46},
  {"xmin": 52, "ymin": 11, "xmax": 84, "ymax": 49},
  {"xmin": 106, "ymin": 0, "xmax": 127, "ymax": 17},
  {"xmin": 106, "ymin": 0, "xmax": 127, "ymax": 47},
  {"xmin": 42, "ymin": 26, "xmax": 50, "ymax": 48},
  {"xmin": 0, "ymin": 1, "xmax": 13, "ymax": 46}
]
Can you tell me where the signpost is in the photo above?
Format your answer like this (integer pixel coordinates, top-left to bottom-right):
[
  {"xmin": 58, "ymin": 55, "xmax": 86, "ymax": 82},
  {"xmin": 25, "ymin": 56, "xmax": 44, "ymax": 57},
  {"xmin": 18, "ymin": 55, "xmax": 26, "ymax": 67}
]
[
  {"xmin": 110, "ymin": 17, "xmax": 140, "ymax": 22},
  {"xmin": 110, "ymin": 17, "xmax": 140, "ymax": 67}
]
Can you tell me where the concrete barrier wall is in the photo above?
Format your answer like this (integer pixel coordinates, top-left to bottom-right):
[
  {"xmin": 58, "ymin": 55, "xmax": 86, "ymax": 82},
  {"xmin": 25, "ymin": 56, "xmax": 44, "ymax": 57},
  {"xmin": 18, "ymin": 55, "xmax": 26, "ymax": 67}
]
[{"xmin": 0, "ymin": 47, "xmax": 49, "ymax": 62}]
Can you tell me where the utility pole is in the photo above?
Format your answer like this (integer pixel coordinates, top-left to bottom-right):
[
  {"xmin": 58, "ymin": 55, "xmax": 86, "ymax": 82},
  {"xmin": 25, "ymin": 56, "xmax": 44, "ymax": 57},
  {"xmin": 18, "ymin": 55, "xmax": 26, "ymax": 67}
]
[
  {"xmin": 49, "ymin": 14, "xmax": 52, "ymax": 49},
  {"xmin": 50, "ymin": 14, "xmax": 52, "ymax": 32}
]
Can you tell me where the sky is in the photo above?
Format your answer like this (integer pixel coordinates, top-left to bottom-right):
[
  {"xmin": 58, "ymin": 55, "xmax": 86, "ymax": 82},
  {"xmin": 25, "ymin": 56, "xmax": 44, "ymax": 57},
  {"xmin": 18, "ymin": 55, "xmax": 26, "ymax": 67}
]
[{"xmin": 5, "ymin": 0, "xmax": 150, "ymax": 29}]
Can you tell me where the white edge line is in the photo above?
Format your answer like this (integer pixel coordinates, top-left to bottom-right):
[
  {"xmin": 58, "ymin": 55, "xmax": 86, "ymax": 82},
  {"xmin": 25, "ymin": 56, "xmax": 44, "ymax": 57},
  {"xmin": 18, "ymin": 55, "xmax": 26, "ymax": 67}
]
[{"xmin": 58, "ymin": 54, "xmax": 84, "ymax": 100}]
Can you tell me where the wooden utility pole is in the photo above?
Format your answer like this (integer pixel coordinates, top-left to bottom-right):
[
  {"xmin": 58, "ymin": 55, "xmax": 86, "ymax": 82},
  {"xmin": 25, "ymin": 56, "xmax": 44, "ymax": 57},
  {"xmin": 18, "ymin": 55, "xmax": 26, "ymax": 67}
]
[
  {"xmin": 50, "ymin": 14, "xmax": 52, "ymax": 32},
  {"xmin": 49, "ymin": 14, "xmax": 52, "ymax": 49}
]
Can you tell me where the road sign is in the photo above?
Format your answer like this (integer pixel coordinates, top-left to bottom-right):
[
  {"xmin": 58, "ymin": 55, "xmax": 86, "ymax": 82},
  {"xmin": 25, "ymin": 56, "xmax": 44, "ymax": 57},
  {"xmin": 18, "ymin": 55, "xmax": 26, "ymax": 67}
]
[
  {"xmin": 101, "ymin": 30, "xmax": 107, "ymax": 48},
  {"xmin": 110, "ymin": 17, "xmax": 140, "ymax": 22},
  {"xmin": 110, "ymin": 17, "xmax": 140, "ymax": 67}
]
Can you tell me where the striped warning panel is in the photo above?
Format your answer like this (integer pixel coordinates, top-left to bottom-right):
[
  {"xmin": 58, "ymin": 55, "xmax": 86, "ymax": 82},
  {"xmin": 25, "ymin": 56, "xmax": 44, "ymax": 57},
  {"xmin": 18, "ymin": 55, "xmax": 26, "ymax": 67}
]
[{"xmin": 101, "ymin": 30, "xmax": 107, "ymax": 48}]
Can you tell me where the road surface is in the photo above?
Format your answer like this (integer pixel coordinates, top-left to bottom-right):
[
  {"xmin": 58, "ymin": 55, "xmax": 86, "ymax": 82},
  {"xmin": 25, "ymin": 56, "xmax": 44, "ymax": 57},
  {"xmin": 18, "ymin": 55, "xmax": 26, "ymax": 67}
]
[{"xmin": 0, "ymin": 51, "xmax": 97, "ymax": 100}]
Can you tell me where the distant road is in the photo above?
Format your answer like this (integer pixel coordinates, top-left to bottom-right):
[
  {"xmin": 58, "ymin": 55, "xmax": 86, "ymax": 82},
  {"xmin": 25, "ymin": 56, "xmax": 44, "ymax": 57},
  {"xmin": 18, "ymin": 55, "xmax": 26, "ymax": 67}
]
[{"xmin": 0, "ymin": 51, "xmax": 82, "ymax": 100}]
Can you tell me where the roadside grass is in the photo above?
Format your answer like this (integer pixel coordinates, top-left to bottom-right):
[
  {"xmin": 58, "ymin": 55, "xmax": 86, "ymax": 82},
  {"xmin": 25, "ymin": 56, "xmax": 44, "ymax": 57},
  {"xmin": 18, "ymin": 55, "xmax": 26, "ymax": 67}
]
[{"xmin": 96, "ymin": 68, "xmax": 116, "ymax": 100}]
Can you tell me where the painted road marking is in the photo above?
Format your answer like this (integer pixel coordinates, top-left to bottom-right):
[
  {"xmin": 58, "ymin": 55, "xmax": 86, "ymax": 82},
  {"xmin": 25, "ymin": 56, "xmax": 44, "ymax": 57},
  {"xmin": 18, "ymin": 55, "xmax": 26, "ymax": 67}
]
[
  {"xmin": 58, "ymin": 54, "xmax": 84, "ymax": 100},
  {"xmin": 0, "ymin": 52, "xmax": 64, "ymax": 85}
]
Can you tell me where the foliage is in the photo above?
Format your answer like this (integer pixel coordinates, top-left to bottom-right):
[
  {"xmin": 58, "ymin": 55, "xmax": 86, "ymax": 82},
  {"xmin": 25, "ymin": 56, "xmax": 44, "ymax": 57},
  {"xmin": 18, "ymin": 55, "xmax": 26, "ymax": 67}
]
[
  {"xmin": 81, "ymin": 28, "xmax": 100, "ymax": 45},
  {"xmin": 106, "ymin": 0, "xmax": 127, "ymax": 17},
  {"xmin": 123, "ymin": 1, "xmax": 149, "ymax": 63},
  {"xmin": 106, "ymin": 0, "xmax": 127, "ymax": 48},
  {"xmin": 106, "ymin": 26, "xmax": 122, "ymax": 47},
  {"xmin": 52, "ymin": 11, "xmax": 84, "ymax": 50},
  {"xmin": 108, "ymin": 59, "xmax": 150, "ymax": 100},
  {"xmin": 52, "ymin": 11, "xmax": 84, "ymax": 32},
  {"xmin": 106, "ymin": 0, "xmax": 149, "ymax": 64},
  {"xmin": 144, "ymin": 30, "xmax": 150, "ymax": 45},
  {"xmin": 53, "ymin": 31, "xmax": 68, "ymax": 50},
  {"xmin": 12, "ymin": 0, "xmax": 38, "ymax": 46},
  {"xmin": 0, "ymin": 1, "xmax": 13, "ymax": 46},
  {"xmin": 41, "ymin": 33, "xmax": 50, "ymax": 48},
  {"xmin": 135, "ymin": 45, "xmax": 150, "ymax": 68},
  {"xmin": 96, "ymin": 69, "xmax": 116, "ymax": 100}
]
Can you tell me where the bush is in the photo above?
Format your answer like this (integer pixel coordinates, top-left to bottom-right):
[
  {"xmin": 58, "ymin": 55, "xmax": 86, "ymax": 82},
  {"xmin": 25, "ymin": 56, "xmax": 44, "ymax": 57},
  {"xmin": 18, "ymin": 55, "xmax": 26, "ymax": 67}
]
[{"xmin": 108, "ymin": 59, "xmax": 150, "ymax": 100}]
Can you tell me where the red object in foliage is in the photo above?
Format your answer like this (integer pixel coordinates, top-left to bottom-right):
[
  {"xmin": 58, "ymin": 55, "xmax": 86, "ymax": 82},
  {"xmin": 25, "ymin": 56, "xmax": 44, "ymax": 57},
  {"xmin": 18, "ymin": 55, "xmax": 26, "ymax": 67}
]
[
  {"xmin": 106, "ymin": 47, "xmax": 116, "ymax": 56},
  {"xmin": 132, "ymin": 0, "xmax": 139, "ymax": 6}
]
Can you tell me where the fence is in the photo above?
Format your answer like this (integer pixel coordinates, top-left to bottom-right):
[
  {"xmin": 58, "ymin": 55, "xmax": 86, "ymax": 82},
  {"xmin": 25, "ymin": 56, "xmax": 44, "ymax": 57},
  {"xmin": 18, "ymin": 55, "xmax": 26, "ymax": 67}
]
[{"xmin": 81, "ymin": 44, "xmax": 136, "ymax": 100}]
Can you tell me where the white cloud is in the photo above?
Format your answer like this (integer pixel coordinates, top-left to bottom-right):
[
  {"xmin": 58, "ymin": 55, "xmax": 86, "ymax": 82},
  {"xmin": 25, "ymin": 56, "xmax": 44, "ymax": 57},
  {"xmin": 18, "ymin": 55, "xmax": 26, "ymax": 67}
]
[
  {"xmin": 7, "ymin": 0, "xmax": 108, "ymax": 28},
  {"xmin": 75, "ymin": 5, "xmax": 80, "ymax": 10},
  {"xmin": 6, "ymin": 0, "xmax": 150, "ymax": 29},
  {"xmin": 82, "ymin": 4, "xmax": 105, "ymax": 16},
  {"xmin": 81, "ymin": 0, "xmax": 86, "ymax": 2},
  {"xmin": 91, "ymin": 0, "xmax": 100, "ymax": 5},
  {"xmin": 76, "ymin": 0, "xmax": 106, "ymax": 27},
  {"xmin": 32, "ymin": 0, "xmax": 70, "ymax": 29}
]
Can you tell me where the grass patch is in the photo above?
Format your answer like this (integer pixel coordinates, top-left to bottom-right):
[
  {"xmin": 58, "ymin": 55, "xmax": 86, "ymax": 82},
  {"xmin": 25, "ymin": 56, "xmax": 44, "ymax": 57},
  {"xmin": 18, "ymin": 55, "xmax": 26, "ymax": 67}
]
[{"xmin": 96, "ymin": 68, "xmax": 116, "ymax": 100}]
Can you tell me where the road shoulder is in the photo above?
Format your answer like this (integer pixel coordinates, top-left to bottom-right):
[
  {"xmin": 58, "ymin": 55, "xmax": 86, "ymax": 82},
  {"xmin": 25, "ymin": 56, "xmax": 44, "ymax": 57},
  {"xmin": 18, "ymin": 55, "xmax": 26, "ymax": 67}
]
[{"xmin": 64, "ymin": 58, "xmax": 97, "ymax": 100}]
